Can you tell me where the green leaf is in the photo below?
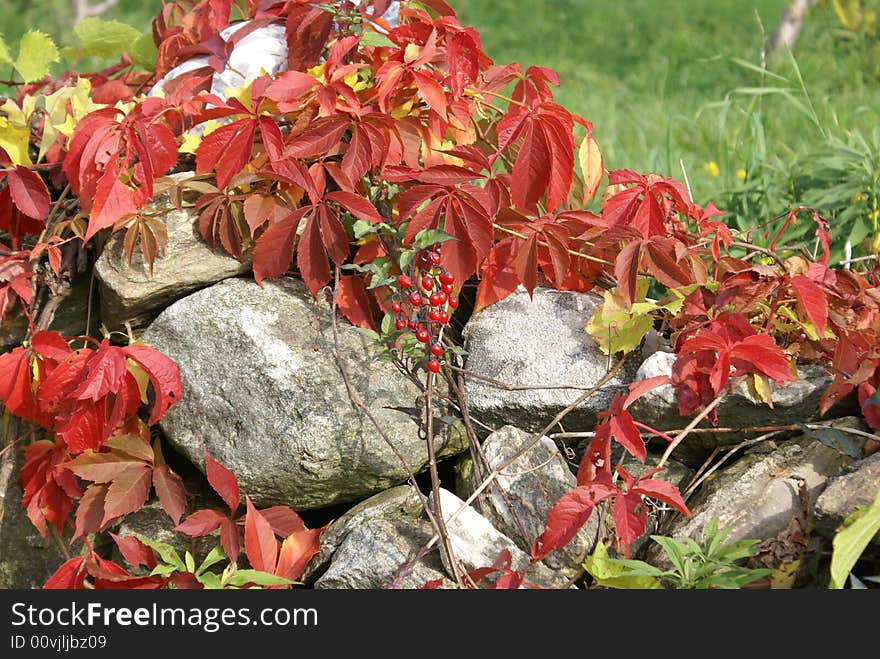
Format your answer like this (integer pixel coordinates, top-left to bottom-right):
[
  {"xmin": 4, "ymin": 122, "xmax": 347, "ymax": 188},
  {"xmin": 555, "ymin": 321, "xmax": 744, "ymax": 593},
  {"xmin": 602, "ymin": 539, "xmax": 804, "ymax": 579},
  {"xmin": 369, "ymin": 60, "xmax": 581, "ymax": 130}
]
[
  {"xmin": 15, "ymin": 31, "xmax": 60, "ymax": 83},
  {"xmin": 829, "ymin": 489, "xmax": 880, "ymax": 589},
  {"xmin": 225, "ymin": 569, "xmax": 296, "ymax": 588},
  {"xmin": 74, "ymin": 17, "xmax": 143, "ymax": 59},
  {"xmin": 0, "ymin": 35, "xmax": 12, "ymax": 65},
  {"xmin": 649, "ymin": 535, "xmax": 688, "ymax": 575},
  {"xmin": 150, "ymin": 564, "xmax": 180, "ymax": 577},
  {"xmin": 352, "ymin": 219, "xmax": 375, "ymax": 239},
  {"xmin": 184, "ymin": 551, "xmax": 196, "ymax": 573},
  {"xmin": 354, "ymin": 327, "xmax": 380, "ymax": 342},
  {"xmin": 412, "ymin": 229, "xmax": 457, "ymax": 250},
  {"xmin": 398, "ymin": 249, "xmax": 416, "ymax": 272},
  {"xmin": 129, "ymin": 33, "xmax": 158, "ymax": 70},
  {"xmin": 196, "ymin": 544, "xmax": 228, "ymax": 576},
  {"xmin": 582, "ymin": 543, "xmax": 664, "ymax": 589},
  {"xmin": 133, "ymin": 534, "xmax": 185, "ymax": 572},
  {"xmin": 359, "ymin": 30, "xmax": 397, "ymax": 48},
  {"xmin": 196, "ymin": 572, "xmax": 224, "ymax": 589}
]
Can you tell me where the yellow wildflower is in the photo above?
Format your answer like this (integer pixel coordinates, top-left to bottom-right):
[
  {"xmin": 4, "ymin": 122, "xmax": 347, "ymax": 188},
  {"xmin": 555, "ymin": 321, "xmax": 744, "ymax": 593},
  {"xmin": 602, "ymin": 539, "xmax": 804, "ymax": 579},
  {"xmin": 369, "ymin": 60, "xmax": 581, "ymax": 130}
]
[{"xmin": 705, "ymin": 161, "xmax": 720, "ymax": 177}]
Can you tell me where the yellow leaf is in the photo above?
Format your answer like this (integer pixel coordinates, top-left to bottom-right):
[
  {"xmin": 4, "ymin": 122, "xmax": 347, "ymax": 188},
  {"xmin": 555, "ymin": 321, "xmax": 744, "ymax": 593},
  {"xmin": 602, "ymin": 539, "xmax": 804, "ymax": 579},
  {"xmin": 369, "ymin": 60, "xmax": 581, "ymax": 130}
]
[
  {"xmin": 0, "ymin": 99, "xmax": 32, "ymax": 165},
  {"xmin": 15, "ymin": 30, "xmax": 60, "ymax": 83},
  {"xmin": 127, "ymin": 360, "xmax": 151, "ymax": 404},
  {"xmin": 751, "ymin": 373, "xmax": 774, "ymax": 408},
  {"xmin": 582, "ymin": 543, "xmax": 663, "ymax": 589},
  {"xmin": 179, "ymin": 131, "xmax": 202, "ymax": 155},
  {"xmin": 578, "ymin": 134, "xmax": 604, "ymax": 204}
]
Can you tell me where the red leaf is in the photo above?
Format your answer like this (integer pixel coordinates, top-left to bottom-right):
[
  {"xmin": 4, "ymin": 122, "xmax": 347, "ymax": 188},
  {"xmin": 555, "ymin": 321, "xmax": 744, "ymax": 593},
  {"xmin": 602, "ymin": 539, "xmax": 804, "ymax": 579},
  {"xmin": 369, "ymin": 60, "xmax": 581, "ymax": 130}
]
[
  {"xmin": 251, "ymin": 210, "xmax": 304, "ymax": 285},
  {"xmin": 85, "ymin": 174, "xmax": 143, "ymax": 242},
  {"xmin": 203, "ymin": 450, "xmax": 240, "ymax": 514},
  {"xmin": 43, "ymin": 556, "xmax": 87, "ymax": 590},
  {"xmin": 152, "ymin": 464, "xmax": 186, "ymax": 525},
  {"xmin": 123, "ymin": 344, "xmax": 183, "ymax": 424},
  {"xmin": 275, "ymin": 527, "xmax": 323, "ymax": 581},
  {"xmin": 510, "ymin": 120, "xmax": 550, "ymax": 212},
  {"xmin": 624, "ymin": 375, "xmax": 671, "ymax": 409},
  {"xmin": 632, "ymin": 477, "xmax": 691, "ymax": 517},
  {"xmin": 614, "ymin": 240, "xmax": 642, "ymax": 307},
  {"xmin": 6, "ymin": 166, "xmax": 50, "ymax": 219},
  {"xmin": 195, "ymin": 118, "xmax": 256, "ymax": 189},
  {"xmin": 220, "ymin": 517, "xmax": 241, "ymax": 563},
  {"xmin": 259, "ymin": 506, "xmax": 306, "ymax": 538},
  {"xmin": 72, "ymin": 340, "xmax": 127, "ymax": 402},
  {"xmin": 612, "ymin": 493, "xmax": 647, "ymax": 558},
  {"xmin": 325, "ymin": 191, "xmax": 385, "ymax": 224},
  {"xmin": 337, "ymin": 274, "xmax": 375, "ymax": 330},
  {"xmin": 102, "ymin": 465, "xmax": 152, "ymax": 525},
  {"xmin": 174, "ymin": 508, "xmax": 227, "ymax": 536},
  {"xmin": 531, "ymin": 481, "xmax": 618, "ymax": 561},
  {"xmin": 610, "ymin": 411, "xmax": 646, "ymax": 462},
  {"xmin": 57, "ymin": 401, "xmax": 107, "ymax": 454},
  {"xmin": 74, "ymin": 483, "xmax": 109, "ymax": 540},
  {"xmin": 110, "ymin": 533, "xmax": 158, "ymax": 569},
  {"xmin": 791, "ymin": 275, "xmax": 828, "ymax": 337},
  {"xmin": 244, "ymin": 497, "xmax": 278, "ymax": 573},
  {"xmin": 729, "ymin": 334, "xmax": 795, "ymax": 383},
  {"xmin": 475, "ymin": 238, "xmax": 520, "ymax": 312},
  {"xmin": 31, "ymin": 331, "xmax": 72, "ymax": 361},
  {"xmin": 512, "ymin": 233, "xmax": 538, "ymax": 297},
  {"xmin": 644, "ymin": 240, "xmax": 693, "ymax": 289},
  {"xmin": 297, "ymin": 215, "xmax": 332, "ymax": 298}
]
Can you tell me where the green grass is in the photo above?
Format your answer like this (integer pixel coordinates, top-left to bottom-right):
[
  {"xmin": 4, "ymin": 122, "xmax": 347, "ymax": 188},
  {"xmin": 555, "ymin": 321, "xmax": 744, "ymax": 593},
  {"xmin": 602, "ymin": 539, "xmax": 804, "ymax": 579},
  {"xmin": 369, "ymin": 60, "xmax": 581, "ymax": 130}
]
[{"xmin": 454, "ymin": 0, "xmax": 880, "ymax": 205}]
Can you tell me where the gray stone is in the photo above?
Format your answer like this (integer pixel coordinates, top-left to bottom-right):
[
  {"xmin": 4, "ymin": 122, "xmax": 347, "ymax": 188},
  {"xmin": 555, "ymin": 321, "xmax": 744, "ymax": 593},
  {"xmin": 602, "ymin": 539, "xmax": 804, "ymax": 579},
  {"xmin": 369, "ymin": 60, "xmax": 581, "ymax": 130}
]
[
  {"xmin": 0, "ymin": 457, "xmax": 66, "ymax": 589},
  {"xmin": 814, "ymin": 452, "xmax": 880, "ymax": 547},
  {"xmin": 304, "ymin": 485, "xmax": 424, "ymax": 582},
  {"xmin": 141, "ymin": 276, "xmax": 467, "ymax": 510},
  {"xmin": 628, "ymin": 351, "xmax": 845, "ymax": 464},
  {"xmin": 462, "ymin": 286, "xmax": 638, "ymax": 433},
  {"xmin": 314, "ymin": 518, "xmax": 446, "ymax": 589},
  {"xmin": 95, "ymin": 172, "xmax": 251, "ymax": 332},
  {"xmin": 429, "ymin": 488, "xmax": 569, "ymax": 588},
  {"xmin": 646, "ymin": 437, "xmax": 852, "ymax": 568},
  {"xmin": 476, "ymin": 425, "xmax": 597, "ymax": 577}
]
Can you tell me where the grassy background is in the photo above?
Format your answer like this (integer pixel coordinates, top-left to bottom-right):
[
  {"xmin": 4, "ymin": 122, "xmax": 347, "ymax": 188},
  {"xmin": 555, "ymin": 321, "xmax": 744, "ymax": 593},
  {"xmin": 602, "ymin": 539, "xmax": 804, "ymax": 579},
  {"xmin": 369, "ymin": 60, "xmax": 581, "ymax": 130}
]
[{"xmin": 3, "ymin": 0, "xmax": 879, "ymax": 224}]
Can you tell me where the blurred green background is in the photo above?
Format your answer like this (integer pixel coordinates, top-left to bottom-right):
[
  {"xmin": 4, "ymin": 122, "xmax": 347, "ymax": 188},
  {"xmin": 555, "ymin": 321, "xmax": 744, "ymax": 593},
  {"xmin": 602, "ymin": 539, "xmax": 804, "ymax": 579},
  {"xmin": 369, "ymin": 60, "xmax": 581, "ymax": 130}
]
[{"xmin": 3, "ymin": 0, "xmax": 880, "ymax": 260}]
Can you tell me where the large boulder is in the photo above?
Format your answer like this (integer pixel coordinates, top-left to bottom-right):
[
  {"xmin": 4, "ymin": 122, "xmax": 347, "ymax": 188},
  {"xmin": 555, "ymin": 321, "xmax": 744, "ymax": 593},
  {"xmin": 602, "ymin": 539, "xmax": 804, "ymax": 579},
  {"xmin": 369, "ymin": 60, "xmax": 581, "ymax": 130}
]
[
  {"xmin": 314, "ymin": 518, "xmax": 447, "ymax": 589},
  {"xmin": 813, "ymin": 451, "xmax": 880, "ymax": 547},
  {"xmin": 462, "ymin": 286, "xmax": 638, "ymax": 432},
  {"xmin": 141, "ymin": 276, "xmax": 467, "ymax": 510},
  {"xmin": 95, "ymin": 173, "xmax": 251, "ymax": 332},
  {"xmin": 475, "ymin": 425, "xmax": 597, "ymax": 577},
  {"xmin": 646, "ymin": 437, "xmax": 852, "ymax": 568}
]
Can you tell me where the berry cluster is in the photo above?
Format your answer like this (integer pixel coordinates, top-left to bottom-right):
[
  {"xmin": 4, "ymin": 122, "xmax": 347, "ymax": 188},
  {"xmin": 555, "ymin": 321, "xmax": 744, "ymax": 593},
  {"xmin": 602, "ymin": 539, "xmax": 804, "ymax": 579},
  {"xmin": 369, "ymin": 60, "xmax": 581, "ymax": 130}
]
[{"xmin": 391, "ymin": 247, "xmax": 459, "ymax": 373}]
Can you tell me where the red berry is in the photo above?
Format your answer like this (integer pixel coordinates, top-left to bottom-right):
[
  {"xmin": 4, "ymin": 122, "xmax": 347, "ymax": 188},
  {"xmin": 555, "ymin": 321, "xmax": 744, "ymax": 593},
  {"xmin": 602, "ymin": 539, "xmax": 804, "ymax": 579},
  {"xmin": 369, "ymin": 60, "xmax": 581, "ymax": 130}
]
[
  {"xmin": 421, "ymin": 276, "xmax": 434, "ymax": 291},
  {"xmin": 435, "ymin": 291, "xmax": 448, "ymax": 305},
  {"xmin": 427, "ymin": 359, "xmax": 441, "ymax": 373},
  {"xmin": 438, "ymin": 311, "xmax": 449, "ymax": 324},
  {"xmin": 439, "ymin": 272, "xmax": 454, "ymax": 285},
  {"xmin": 391, "ymin": 301, "xmax": 402, "ymax": 313},
  {"xmin": 416, "ymin": 328, "xmax": 430, "ymax": 343},
  {"xmin": 448, "ymin": 296, "xmax": 459, "ymax": 309},
  {"xmin": 409, "ymin": 292, "xmax": 422, "ymax": 307},
  {"xmin": 395, "ymin": 318, "xmax": 407, "ymax": 330},
  {"xmin": 397, "ymin": 275, "xmax": 412, "ymax": 289},
  {"xmin": 429, "ymin": 292, "xmax": 441, "ymax": 306},
  {"xmin": 428, "ymin": 251, "xmax": 441, "ymax": 265},
  {"xmin": 441, "ymin": 282, "xmax": 454, "ymax": 295},
  {"xmin": 428, "ymin": 309, "xmax": 441, "ymax": 322},
  {"xmin": 430, "ymin": 343, "xmax": 444, "ymax": 356},
  {"xmin": 407, "ymin": 320, "xmax": 417, "ymax": 330}
]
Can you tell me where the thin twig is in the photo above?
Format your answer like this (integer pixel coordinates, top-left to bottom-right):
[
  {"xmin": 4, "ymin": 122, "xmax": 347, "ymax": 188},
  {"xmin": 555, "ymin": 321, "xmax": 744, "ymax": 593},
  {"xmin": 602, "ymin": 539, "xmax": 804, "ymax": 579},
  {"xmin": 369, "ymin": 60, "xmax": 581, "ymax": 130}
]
[
  {"xmin": 656, "ymin": 393, "xmax": 727, "ymax": 469},
  {"xmin": 423, "ymin": 354, "xmax": 630, "ymax": 555},
  {"xmin": 425, "ymin": 370, "xmax": 464, "ymax": 585},
  {"xmin": 683, "ymin": 431, "xmax": 785, "ymax": 500}
]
